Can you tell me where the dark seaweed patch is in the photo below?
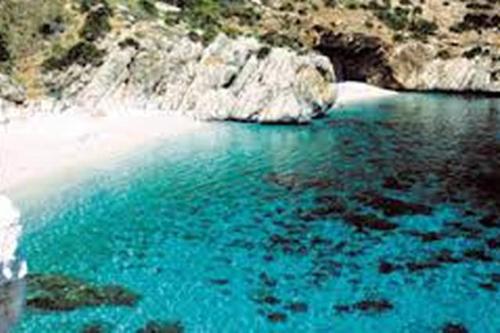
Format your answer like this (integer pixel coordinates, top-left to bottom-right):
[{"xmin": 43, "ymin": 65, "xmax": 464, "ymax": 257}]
[
  {"xmin": 334, "ymin": 298, "xmax": 393, "ymax": 314},
  {"xmin": 344, "ymin": 213, "xmax": 398, "ymax": 231},
  {"xmin": 354, "ymin": 191, "xmax": 432, "ymax": 217},
  {"xmin": 478, "ymin": 214, "xmax": 500, "ymax": 228},
  {"xmin": 406, "ymin": 230, "xmax": 444, "ymax": 243},
  {"xmin": 266, "ymin": 312, "xmax": 287, "ymax": 323},
  {"xmin": 463, "ymin": 249, "xmax": 493, "ymax": 262},
  {"xmin": 298, "ymin": 195, "xmax": 347, "ymax": 221},
  {"xmin": 284, "ymin": 302, "xmax": 308, "ymax": 313},
  {"xmin": 378, "ymin": 260, "xmax": 399, "ymax": 274},
  {"xmin": 26, "ymin": 273, "xmax": 139, "ymax": 312},
  {"xmin": 441, "ymin": 323, "xmax": 468, "ymax": 333},
  {"xmin": 136, "ymin": 321, "xmax": 184, "ymax": 333}
]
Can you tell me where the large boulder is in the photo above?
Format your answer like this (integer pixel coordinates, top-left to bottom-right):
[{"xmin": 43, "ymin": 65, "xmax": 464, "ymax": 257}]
[
  {"xmin": 0, "ymin": 195, "xmax": 26, "ymax": 333},
  {"xmin": 179, "ymin": 35, "xmax": 337, "ymax": 123},
  {"xmin": 0, "ymin": 196, "xmax": 25, "ymax": 282}
]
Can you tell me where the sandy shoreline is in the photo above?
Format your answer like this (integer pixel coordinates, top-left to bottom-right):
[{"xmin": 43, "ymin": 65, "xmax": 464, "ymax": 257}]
[
  {"xmin": 0, "ymin": 112, "xmax": 208, "ymax": 192},
  {"xmin": 0, "ymin": 82, "xmax": 397, "ymax": 192},
  {"xmin": 334, "ymin": 81, "xmax": 398, "ymax": 107}
]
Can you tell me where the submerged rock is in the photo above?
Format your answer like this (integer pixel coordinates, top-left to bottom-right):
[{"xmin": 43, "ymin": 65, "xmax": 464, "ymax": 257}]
[
  {"xmin": 405, "ymin": 249, "xmax": 462, "ymax": 273},
  {"xmin": 478, "ymin": 214, "xmax": 500, "ymax": 228},
  {"xmin": 266, "ymin": 312, "xmax": 287, "ymax": 323},
  {"xmin": 284, "ymin": 302, "xmax": 308, "ymax": 313},
  {"xmin": 478, "ymin": 282, "xmax": 497, "ymax": 292},
  {"xmin": 378, "ymin": 261, "xmax": 398, "ymax": 274},
  {"xmin": 382, "ymin": 176, "xmax": 414, "ymax": 191},
  {"xmin": 82, "ymin": 322, "xmax": 113, "ymax": 333},
  {"xmin": 26, "ymin": 273, "xmax": 140, "ymax": 311},
  {"xmin": 442, "ymin": 323, "xmax": 468, "ymax": 333},
  {"xmin": 344, "ymin": 213, "xmax": 398, "ymax": 231},
  {"xmin": 136, "ymin": 321, "xmax": 184, "ymax": 333},
  {"xmin": 486, "ymin": 237, "xmax": 499, "ymax": 249},
  {"xmin": 354, "ymin": 191, "xmax": 432, "ymax": 217},
  {"xmin": 333, "ymin": 298, "xmax": 394, "ymax": 314},
  {"xmin": 299, "ymin": 195, "xmax": 347, "ymax": 221},
  {"xmin": 406, "ymin": 230, "xmax": 443, "ymax": 243},
  {"xmin": 463, "ymin": 249, "xmax": 493, "ymax": 262}
]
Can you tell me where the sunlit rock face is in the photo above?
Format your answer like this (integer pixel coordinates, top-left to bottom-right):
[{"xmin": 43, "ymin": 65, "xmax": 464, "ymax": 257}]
[
  {"xmin": 39, "ymin": 23, "xmax": 336, "ymax": 124},
  {"xmin": 0, "ymin": 195, "xmax": 26, "ymax": 333}
]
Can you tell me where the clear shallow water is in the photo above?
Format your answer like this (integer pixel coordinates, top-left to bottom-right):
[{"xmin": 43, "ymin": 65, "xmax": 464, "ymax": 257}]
[{"xmin": 9, "ymin": 94, "xmax": 500, "ymax": 332}]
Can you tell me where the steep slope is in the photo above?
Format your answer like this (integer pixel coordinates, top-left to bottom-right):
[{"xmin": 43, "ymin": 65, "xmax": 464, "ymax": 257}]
[
  {"xmin": 0, "ymin": 0, "xmax": 499, "ymax": 109},
  {"xmin": 249, "ymin": 0, "xmax": 500, "ymax": 92}
]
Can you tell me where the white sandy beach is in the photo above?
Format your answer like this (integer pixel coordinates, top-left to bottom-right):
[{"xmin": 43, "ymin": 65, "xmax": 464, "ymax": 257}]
[
  {"xmin": 0, "ymin": 111, "xmax": 207, "ymax": 192},
  {"xmin": 334, "ymin": 81, "xmax": 398, "ymax": 107},
  {"xmin": 0, "ymin": 82, "xmax": 397, "ymax": 192}
]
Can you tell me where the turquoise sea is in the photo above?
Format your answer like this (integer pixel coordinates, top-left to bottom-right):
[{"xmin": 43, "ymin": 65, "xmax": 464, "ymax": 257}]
[{"xmin": 8, "ymin": 93, "xmax": 500, "ymax": 332}]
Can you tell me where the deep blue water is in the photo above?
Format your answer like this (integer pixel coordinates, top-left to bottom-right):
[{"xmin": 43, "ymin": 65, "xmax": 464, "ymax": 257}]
[{"xmin": 9, "ymin": 94, "xmax": 500, "ymax": 332}]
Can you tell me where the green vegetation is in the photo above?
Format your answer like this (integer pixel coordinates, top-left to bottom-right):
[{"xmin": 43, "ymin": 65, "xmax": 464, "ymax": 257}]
[
  {"xmin": 42, "ymin": 41, "xmax": 106, "ymax": 72},
  {"xmin": 0, "ymin": 0, "xmax": 496, "ymax": 93},
  {"xmin": 183, "ymin": 0, "xmax": 223, "ymax": 42},
  {"xmin": 408, "ymin": 18, "xmax": 438, "ymax": 39},
  {"xmin": 118, "ymin": 37, "xmax": 141, "ymax": 49},
  {"xmin": 0, "ymin": 0, "xmax": 74, "ymax": 59},
  {"xmin": 463, "ymin": 46, "xmax": 485, "ymax": 59},
  {"xmin": 374, "ymin": 6, "xmax": 409, "ymax": 30},
  {"xmin": 450, "ymin": 13, "xmax": 500, "ymax": 33},
  {"xmin": 79, "ymin": 2, "xmax": 113, "ymax": 42},
  {"xmin": 261, "ymin": 32, "xmax": 303, "ymax": 49},
  {"xmin": 78, "ymin": 0, "xmax": 111, "ymax": 13},
  {"xmin": 0, "ymin": 31, "xmax": 11, "ymax": 71},
  {"xmin": 161, "ymin": 0, "xmax": 261, "ymax": 43},
  {"xmin": 368, "ymin": 3, "xmax": 437, "ymax": 40},
  {"xmin": 139, "ymin": 0, "xmax": 159, "ymax": 17}
]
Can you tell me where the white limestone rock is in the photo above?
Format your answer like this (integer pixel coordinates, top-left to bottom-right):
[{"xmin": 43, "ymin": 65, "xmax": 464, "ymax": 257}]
[
  {"xmin": 34, "ymin": 24, "xmax": 337, "ymax": 123},
  {"xmin": 0, "ymin": 195, "xmax": 26, "ymax": 282},
  {"xmin": 391, "ymin": 42, "xmax": 500, "ymax": 93}
]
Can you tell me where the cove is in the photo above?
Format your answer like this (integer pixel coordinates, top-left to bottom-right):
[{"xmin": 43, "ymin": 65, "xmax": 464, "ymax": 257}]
[{"xmin": 10, "ymin": 93, "xmax": 500, "ymax": 332}]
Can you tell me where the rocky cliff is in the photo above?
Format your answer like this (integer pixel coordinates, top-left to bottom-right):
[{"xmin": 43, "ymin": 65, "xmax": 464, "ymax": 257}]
[
  {"xmin": 42, "ymin": 23, "xmax": 336, "ymax": 123},
  {"xmin": 0, "ymin": 1, "xmax": 336, "ymax": 123},
  {"xmin": 0, "ymin": 0, "xmax": 499, "ymax": 122},
  {"xmin": 1, "ymin": 26, "xmax": 336, "ymax": 123},
  {"xmin": 303, "ymin": 0, "xmax": 500, "ymax": 93}
]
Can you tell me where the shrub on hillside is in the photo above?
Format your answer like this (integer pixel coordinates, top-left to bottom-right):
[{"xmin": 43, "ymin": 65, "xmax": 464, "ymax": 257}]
[
  {"xmin": 409, "ymin": 18, "xmax": 438, "ymax": 39},
  {"xmin": 0, "ymin": 31, "xmax": 10, "ymax": 63},
  {"xmin": 42, "ymin": 41, "xmax": 105, "ymax": 71},
  {"xmin": 78, "ymin": 0, "xmax": 111, "ymax": 13},
  {"xmin": 139, "ymin": 0, "xmax": 159, "ymax": 16},
  {"xmin": 374, "ymin": 7, "xmax": 409, "ymax": 30},
  {"xmin": 79, "ymin": 2, "xmax": 113, "ymax": 42}
]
